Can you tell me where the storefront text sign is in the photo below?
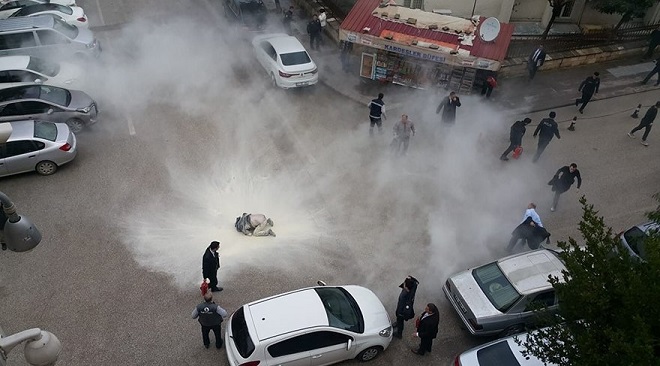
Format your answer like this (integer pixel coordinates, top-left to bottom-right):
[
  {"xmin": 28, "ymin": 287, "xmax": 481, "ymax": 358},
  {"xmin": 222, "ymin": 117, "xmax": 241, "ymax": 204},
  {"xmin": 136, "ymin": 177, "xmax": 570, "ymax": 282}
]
[{"xmin": 383, "ymin": 44, "xmax": 446, "ymax": 63}]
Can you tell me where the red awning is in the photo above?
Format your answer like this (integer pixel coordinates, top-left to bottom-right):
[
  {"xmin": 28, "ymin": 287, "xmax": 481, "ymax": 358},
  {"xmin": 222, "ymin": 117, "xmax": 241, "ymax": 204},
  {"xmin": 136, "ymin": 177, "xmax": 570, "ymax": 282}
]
[{"xmin": 340, "ymin": 0, "xmax": 514, "ymax": 62}]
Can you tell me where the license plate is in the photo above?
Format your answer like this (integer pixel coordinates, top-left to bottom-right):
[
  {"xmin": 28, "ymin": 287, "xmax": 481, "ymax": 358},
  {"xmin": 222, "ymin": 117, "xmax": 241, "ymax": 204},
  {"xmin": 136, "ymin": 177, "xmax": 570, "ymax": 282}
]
[
  {"xmin": 296, "ymin": 82, "xmax": 308, "ymax": 87},
  {"xmin": 454, "ymin": 294, "xmax": 468, "ymax": 313}
]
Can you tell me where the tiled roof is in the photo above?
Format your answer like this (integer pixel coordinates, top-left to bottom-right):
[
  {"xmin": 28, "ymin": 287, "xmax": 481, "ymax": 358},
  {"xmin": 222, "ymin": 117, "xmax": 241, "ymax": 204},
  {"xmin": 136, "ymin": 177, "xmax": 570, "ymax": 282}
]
[{"xmin": 340, "ymin": 0, "xmax": 514, "ymax": 61}]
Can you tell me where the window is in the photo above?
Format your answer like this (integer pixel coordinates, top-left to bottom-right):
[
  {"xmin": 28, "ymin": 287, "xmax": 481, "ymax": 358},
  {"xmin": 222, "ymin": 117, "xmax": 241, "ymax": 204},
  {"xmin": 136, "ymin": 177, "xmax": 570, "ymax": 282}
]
[
  {"xmin": 623, "ymin": 227, "xmax": 648, "ymax": 259},
  {"xmin": 476, "ymin": 341, "xmax": 521, "ymax": 366},
  {"xmin": 21, "ymin": 101, "xmax": 50, "ymax": 114},
  {"xmin": 261, "ymin": 42, "xmax": 276, "ymax": 61},
  {"xmin": 0, "ymin": 102, "xmax": 26, "ymax": 116},
  {"xmin": 280, "ymin": 51, "xmax": 311, "ymax": 66},
  {"xmin": 525, "ymin": 291, "xmax": 556, "ymax": 311},
  {"xmin": 36, "ymin": 30, "xmax": 69, "ymax": 46},
  {"xmin": 51, "ymin": 16, "xmax": 77, "ymax": 39},
  {"xmin": 33, "ymin": 121, "xmax": 57, "ymax": 141},
  {"xmin": 12, "ymin": 4, "xmax": 72, "ymax": 17},
  {"xmin": 230, "ymin": 307, "xmax": 256, "ymax": 358},
  {"xmin": 0, "ymin": 32, "xmax": 37, "ymax": 50},
  {"xmin": 403, "ymin": 0, "xmax": 424, "ymax": 9},
  {"xmin": 0, "ymin": 70, "xmax": 41, "ymax": 83},
  {"xmin": 268, "ymin": 331, "xmax": 351, "ymax": 357},
  {"xmin": 5, "ymin": 140, "xmax": 41, "ymax": 157},
  {"xmin": 560, "ymin": 1, "xmax": 574, "ymax": 18},
  {"xmin": 473, "ymin": 263, "xmax": 522, "ymax": 313},
  {"xmin": 314, "ymin": 287, "xmax": 363, "ymax": 333}
]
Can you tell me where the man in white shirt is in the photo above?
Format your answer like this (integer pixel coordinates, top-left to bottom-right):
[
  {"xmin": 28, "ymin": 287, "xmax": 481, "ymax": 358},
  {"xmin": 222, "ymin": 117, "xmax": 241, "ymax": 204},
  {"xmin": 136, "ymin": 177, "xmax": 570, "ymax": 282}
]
[
  {"xmin": 318, "ymin": 9, "xmax": 327, "ymax": 44},
  {"xmin": 522, "ymin": 202, "xmax": 543, "ymax": 227}
]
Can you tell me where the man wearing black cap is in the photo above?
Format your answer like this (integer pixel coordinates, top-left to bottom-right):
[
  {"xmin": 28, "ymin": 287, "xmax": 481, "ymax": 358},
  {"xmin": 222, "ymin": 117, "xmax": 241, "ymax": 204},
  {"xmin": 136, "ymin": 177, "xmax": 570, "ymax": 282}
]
[
  {"xmin": 202, "ymin": 241, "xmax": 223, "ymax": 292},
  {"xmin": 532, "ymin": 111, "xmax": 561, "ymax": 163},
  {"xmin": 192, "ymin": 292, "xmax": 227, "ymax": 349},
  {"xmin": 575, "ymin": 72, "xmax": 600, "ymax": 114},
  {"xmin": 500, "ymin": 118, "xmax": 531, "ymax": 161}
]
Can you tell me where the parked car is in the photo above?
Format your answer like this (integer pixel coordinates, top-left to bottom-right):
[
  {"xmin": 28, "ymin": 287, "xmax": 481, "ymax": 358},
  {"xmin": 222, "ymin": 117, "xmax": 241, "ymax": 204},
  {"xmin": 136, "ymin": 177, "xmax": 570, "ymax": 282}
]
[
  {"xmin": 251, "ymin": 33, "xmax": 318, "ymax": 89},
  {"xmin": 9, "ymin": 4, "xmax": 87, "ymax": 28},
  {"xmin": 0, "ymin": 55, "xmax": 82, "ymax": 88},
  {"xmin": 0, "ymin": 119, "xmax": 76, "ymax": 177},
  {"xmin": 223, "ymin": 0, "xmax": 266, "ymax": 31},
  {"xmin": 0, "ymin": 84, "xmax": 97, "ymax": 133},
  {"xmin": 453, "ymin": 329, "xmax": 557, "ymax": 366},
  {"xmin": 618, "ymin": 221, "xmax": 660, "ymax": 261},
  {"xmin": 443, "ymin": 249, "xmax": 566, "ymax": 337},
  {"xmin": 0, "ymin": 0, "xmax": 76, "ymax": 20},
  {"xmin": 225, "ymin": 285, "xmax": 392, "ymax": 366},
  {"xmin": 0, "ymin": 15, "xmax": 101, "ymax": 61}
]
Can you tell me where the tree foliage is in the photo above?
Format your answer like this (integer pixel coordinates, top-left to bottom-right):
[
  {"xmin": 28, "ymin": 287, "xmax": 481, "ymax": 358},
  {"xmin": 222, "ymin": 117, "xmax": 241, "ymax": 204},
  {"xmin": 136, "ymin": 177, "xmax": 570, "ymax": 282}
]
[
  {"xmin": 521, "ymin": 195, "xmax": 660, "ymax": 366},
  {"xmin": 590, "ymin": 0, "xmax": 658, "ymax": 29}
]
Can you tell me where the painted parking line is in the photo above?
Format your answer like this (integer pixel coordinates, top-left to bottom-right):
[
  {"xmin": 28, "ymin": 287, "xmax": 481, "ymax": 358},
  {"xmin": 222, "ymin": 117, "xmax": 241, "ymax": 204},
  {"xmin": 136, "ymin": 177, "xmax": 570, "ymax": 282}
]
[{"xmin": 126, "ymin": 114, "xmax": 136, "ymax": 136}]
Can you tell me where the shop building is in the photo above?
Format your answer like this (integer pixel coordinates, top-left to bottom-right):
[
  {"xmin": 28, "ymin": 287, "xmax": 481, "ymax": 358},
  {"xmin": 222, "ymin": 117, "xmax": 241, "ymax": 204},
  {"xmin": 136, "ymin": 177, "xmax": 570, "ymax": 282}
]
[{"xmin": 339, "ymin": 0, "xmax": 514, "ymax": 93}]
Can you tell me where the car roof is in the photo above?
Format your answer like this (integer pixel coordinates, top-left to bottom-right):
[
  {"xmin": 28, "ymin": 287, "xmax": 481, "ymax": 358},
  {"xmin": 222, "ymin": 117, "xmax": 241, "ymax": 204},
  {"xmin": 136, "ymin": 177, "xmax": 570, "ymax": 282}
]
[
  {"xmin": 258, "ymin": 34, "xmax": 306, "ymax": 54},
  {"xmin": 0, "ymin": 14, "xmax": 54, "ymax": 32},
  {"xmin": 2, "ymin": 120, "xmax": 34, "ymax": 141},
  {"xmin": 636, "ymin": 221, "xmax": 660, "ymax": 233},
  {"xmin": 0, "ymin": 56, "xmax": 30, "ymax": 70},
  {"xmin": 247, "ymin": 287, "xmax": 328, "ymax": 341},
  {"xmin": 498, "ymin": 249, "xmax": 566, "ymax": 295}
]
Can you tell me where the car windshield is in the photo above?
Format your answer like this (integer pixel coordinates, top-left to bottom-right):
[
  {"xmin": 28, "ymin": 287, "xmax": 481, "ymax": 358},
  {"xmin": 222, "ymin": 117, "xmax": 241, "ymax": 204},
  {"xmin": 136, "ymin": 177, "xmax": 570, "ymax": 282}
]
[
  {"xmin": 230, "ymin": 307, "xmax": 256, "ymax": 358},
  {"xmin": 314, "ymin": 287, "xmax": 364, "ymax": 333},
  {"xmin": 13, "ymin": 4, "xmax": 72, "ymax": 16},
  {"xmin": 52, "ymin": 16, "xmax": 78, "ymax": 39},
  {"xmin": 476, "ymin": 340, "xmax": 521, "ymax": 366},
  {"xmin": 33, "ymin": 120, "xmax": 57, "ymax": 141},
  {"xmin": 473, "ymin": 263, "xmax": 522, "ymax": 313},
  {"xmin": 38, "ymin": 85, "xmax": 70, "ymax": 106},
  {"xmin": 623, "ymin": 226, "xmax": 648, "ymax": 259},
  {"xmin": 280, "ymin": 51, "xmax": 311, "ymax": 66},
  {"xmin": 27, "ymin": 57, "xmax": 59, "ymax": 77}
]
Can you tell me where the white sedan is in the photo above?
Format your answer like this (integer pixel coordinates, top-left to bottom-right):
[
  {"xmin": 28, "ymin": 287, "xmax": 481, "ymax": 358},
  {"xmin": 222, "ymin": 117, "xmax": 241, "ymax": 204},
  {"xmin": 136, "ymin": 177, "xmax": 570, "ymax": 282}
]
[
  {"xmin": 0, "ymin": 55, "xmax": 83, "ymax": 88},
  {"xmin": 0, "ymin": 0, "xmax": 76, "ymax": 19},
  {"xmin": 8, "ymin": 3, "xmax": 87, "ymax": 27},
  {"xmin": 251, "ymin": 33, "xmax": 318, "ymax": 89}
]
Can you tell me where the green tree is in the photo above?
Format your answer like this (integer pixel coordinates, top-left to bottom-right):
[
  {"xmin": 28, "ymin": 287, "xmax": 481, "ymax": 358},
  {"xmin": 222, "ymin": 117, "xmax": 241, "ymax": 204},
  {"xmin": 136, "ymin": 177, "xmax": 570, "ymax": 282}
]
[
  {"xmin": 520, "ymin": 195, "xmax": 660, "ymax": 366},
  {"xmin": 542, "ymin": 0, "xmax": 575, "ymax": 39},
  {"xmin": 590, "ymin": 0, "xmax": 658, "ymax": 30}
]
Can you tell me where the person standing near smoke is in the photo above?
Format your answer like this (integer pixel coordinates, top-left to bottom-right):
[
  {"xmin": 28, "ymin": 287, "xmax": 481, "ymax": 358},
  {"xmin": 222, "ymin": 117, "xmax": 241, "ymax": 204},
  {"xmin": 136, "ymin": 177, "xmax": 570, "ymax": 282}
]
[
  {"xmin": 368, "ymin": 93, "xmax": 386, "ymax": 136},
  {"xmin": 532, "ymin": 111, "xmax": 560, "ymax": 163},
  {"xmin": 202, "ymin": 241, "xmax": 223, "ymax": 292},
  {"xmin": 436, "ymin": 91, "xmax": 461, "ymax": 124},
  {"xmin": 393, "ymin": 276, "xmax": 419, "ymax": 339},
  {"xmin": 411, "ymin": 303, "xmax": 440, "ymax": 356},
  {"xmin": 575, "ymin": 72, "xmax": 600, "ymax": 114},
  {"xmin": 391, "ymin": 114, "xmax": 415, "ymax": 155},
  {"xmin": 500, "ymin": 118, "xmax": 531, "ymax": 161},
  {"xmin": 192, "ymin": 292, "xmax": 227, "ymax": 349},
  {"xmin": 548, "ymin": 163, "xmax": 581, "ymax": 212}
]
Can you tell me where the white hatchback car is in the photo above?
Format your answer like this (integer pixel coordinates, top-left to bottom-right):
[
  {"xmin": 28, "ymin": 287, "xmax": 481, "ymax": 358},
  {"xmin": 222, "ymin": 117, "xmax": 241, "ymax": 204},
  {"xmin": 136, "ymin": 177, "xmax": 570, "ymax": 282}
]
[
  {"xmin": 453, "ymin": 330, "xmax": 557, "ymax": 366},
  {"xmin": 251, "ymin": 33, "xmax": 318, "ymax": 89},
  {"xmin": 0, "ymin": 0, "xmax": 76, "ymax": 20},
  {"xmin": 0, "ymin": 55, "xmax": 82, "ymax": 88},
  {"xmin": 225, "ymin": 285, "xmax": 392, "ymax": 366},
  {"xmin": 8, "ymin": 3, "xmax": 88, "ymax": 28}
]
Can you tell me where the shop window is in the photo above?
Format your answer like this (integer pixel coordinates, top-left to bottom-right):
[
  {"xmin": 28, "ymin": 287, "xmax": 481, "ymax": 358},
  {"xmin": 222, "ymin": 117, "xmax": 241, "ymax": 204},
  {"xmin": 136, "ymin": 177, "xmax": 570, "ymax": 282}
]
[
  {"xmin": 560, "ymin": 1, "xmax": 574, "ymax": 18},
  {"xmin": 403, "ymin": 0, "xmax": 424, "ymax": 9}
]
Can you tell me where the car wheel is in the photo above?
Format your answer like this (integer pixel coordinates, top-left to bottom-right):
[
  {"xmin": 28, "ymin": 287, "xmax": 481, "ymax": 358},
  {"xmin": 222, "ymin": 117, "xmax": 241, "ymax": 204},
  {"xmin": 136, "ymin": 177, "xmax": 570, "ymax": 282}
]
[
  {"xmin": 66, "ymin": 118, "xmax": 85, "ymax": 134},
  {"xmin": 501, "ymin": 324, "xmax": 525, "ymax": 337},
  {"xmin": 35, "ymin": 161, "xmax": 57, "ymax": 176},
  {"xmin": 356, "ymin": 346, "xmax": 382, "ymax": 362}
]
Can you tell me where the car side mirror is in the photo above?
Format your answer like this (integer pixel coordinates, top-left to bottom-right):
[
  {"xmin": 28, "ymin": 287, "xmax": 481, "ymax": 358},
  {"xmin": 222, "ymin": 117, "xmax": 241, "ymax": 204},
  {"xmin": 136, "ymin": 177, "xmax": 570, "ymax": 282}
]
[
  {"xmin": 34, "ymin": 78, "xmax": 43, "ymax": 84},
  {"xmin": 346, "ymin": 338, "xmax": 352, "ymax": 350},
  {"xmin": 46, "ymin": 108, "xmax": 54, "ymax": 115}
]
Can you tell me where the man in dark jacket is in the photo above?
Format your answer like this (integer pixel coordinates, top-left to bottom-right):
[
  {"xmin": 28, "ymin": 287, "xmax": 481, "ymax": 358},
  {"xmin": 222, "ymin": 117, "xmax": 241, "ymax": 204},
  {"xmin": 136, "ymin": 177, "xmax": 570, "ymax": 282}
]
[
  {"xmin": 500, "ymin": 118, "xmax": 532, "ymax": 161},
  {"xmin": 549, "ymin": 163, "xmax": 581, "ymax": 212},
  {"xmin": 575, "ymin": 72, "xmax": 600, "ymax": 114},
  {"xmin": 202, "ymin": 241, "xmax": 223, "ymax": 292},
  {"xmin": 306, "ymin": 14, "xmax": 321, "ymax": 51},
  {"xmin": 192, "ymin": 292, "xmax": 228, "ymax": 349},
  {"xmin": 527, "ymin": 45, "xmax": 546, "ymax": 80},
  {"xmin": 642, "ymin": 57, "xmax": 660, "ymax": 86},
  {"xmin": 411, "ymin": 303, "xmax": 440, "ymax": 356},
  {"xmin": 368, "ymin": 93, "xmax": 386, "ymax": 136},
  {"xmin": 506, "ymin": 216, "xmax": 551, "ymax": 252},
  {"xmin": 282, "ymin": 6, "xmax": 294, "ymax": 35},
  {"xmin": 644, "ymin": 26, "xmax": 660, "ymax": 59},
  {"xmin": 436, "ymin": 92, "xmax": 461, "ymax": 124},
  {"xmin": 532, "ymin": 111, "xmax": 561, "ymax": 163},
  {"xmin": 628, "ymin": 101, "xmax": 659, "ymax": 146},
  {"xmin": 393, "ymin": 276, "xmax": 419, "ymax": 339}
]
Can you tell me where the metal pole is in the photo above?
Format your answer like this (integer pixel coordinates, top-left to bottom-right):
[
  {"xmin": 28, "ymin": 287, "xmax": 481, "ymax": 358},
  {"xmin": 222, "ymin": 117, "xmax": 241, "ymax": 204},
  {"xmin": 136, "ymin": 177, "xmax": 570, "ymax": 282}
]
[{"xmin": 471, "ymin": 0, "xmax": 478, "ymax": 17}]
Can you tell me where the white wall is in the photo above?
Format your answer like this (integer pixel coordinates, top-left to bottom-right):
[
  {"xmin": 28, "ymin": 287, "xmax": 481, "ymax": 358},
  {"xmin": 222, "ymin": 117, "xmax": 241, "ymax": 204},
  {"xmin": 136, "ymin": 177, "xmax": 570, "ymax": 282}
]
[{"xmin": 509, "ymin": 0, "xmax": 546, "ymax": 21}]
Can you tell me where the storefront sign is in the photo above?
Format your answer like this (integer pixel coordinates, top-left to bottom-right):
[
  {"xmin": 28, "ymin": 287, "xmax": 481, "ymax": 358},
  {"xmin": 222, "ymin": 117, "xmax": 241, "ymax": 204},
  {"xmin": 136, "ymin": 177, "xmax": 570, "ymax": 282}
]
[
  {"xmin": 347, "ymin": 33, "xmax": 358, "ymax": 42},
  {"xmin": 361, "ymin": 38, "xmax": 372, "ymax": 45},
  {"xmin": 383, "ymin": 44, "xmax": 445, "ymax": 63}
]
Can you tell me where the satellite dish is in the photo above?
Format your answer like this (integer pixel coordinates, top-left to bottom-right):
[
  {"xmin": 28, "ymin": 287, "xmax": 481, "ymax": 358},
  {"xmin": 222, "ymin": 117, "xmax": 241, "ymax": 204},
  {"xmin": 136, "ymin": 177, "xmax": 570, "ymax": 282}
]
[{"xmin": 479, "ymin": 17, "xmax": 501, "ymax": 42}]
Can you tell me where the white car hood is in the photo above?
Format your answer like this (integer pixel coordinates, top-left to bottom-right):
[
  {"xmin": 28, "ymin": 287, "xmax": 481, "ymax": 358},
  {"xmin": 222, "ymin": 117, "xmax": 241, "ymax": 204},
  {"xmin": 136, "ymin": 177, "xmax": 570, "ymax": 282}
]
[
  {"xmin": 450, "ymin": 270, "xmax": 502, "ymax": 319},
  {"xmin": 344, "ymin": 285, "xmax": 390, "ymax": 333}
]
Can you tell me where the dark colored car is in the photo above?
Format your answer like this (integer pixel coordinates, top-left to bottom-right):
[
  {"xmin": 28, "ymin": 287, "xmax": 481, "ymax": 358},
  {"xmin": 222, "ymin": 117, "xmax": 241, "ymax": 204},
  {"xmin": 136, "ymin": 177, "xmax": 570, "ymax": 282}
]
[
  {"xmin": 223, "ymin": 0, "xmax": 267, "ymax": 31},
  {"xmin": 619, "ymin": 221, "xmax": 659, "ymax": 261}
]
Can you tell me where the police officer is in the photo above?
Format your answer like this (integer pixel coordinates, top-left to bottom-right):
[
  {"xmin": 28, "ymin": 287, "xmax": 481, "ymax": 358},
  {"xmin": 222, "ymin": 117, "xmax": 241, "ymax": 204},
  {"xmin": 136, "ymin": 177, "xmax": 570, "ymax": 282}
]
[
  {"xmin": 192, "ymin": 292, "xmax": 228, "ymax": 349},
  {"xmin": 368, "ymin": 93, "xmax": 387, "ymax": 136}
]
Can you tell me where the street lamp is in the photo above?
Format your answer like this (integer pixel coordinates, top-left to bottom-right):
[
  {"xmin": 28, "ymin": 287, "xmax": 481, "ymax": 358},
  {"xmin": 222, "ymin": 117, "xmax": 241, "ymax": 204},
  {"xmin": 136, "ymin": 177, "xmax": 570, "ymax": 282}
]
[{"xmin": 0, "ymin": 191, "xmax": 61, "ymax": 365}]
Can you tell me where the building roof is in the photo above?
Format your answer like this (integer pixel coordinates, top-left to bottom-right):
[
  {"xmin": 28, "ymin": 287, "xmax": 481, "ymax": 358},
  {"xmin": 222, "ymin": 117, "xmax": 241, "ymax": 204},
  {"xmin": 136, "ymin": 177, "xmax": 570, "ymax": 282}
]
[
  {"xmin": 340, "ymin": 0, "xmax": 514, "ymax": 61},
  {"xmin": 498, "ymin": 250, "xmax": 566, "ymax": 295}
]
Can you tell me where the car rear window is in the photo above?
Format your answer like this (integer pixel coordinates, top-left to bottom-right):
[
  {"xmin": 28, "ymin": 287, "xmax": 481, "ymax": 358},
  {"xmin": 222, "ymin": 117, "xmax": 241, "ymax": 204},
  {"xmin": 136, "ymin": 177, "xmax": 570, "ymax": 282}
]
[
  {"xmin": 39, "ymin": 85, "xmax": 70, "ymax": 106},
  {"xmin": 231, "ymin": 306, "xmax": 255, "ymax": 358},
  {"xmin": 623, "ymin": 226, "xmax": 648, "ymax": 259},
  {"xmin": 476, "ymin": 340, "xmax": 521, "ymax": 366},
  {"xmin": 33, "ymin": 120, "xmax": 57, "ymax": 141},
  {"xmin": 52, "ymin": 16, "xmax": 78, "ymax": 39},
  {"xmin": 473, "ymin": 263, "xmax": 521, "ymax": 313},
  {"xmin": 280, "ymin": 51, "xmax": 311, "ymax": 66},
  {"xmin": 314, "ymin": 287, "xmax": 364, "ymax": 333}
]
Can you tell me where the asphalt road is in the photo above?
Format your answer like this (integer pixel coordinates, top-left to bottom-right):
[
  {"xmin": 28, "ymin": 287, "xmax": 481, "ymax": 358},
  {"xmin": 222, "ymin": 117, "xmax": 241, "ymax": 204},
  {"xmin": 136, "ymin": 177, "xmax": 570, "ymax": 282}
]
[{"xmin": 0, "ymin": 1, "xmax": 659, "ymax": 365}]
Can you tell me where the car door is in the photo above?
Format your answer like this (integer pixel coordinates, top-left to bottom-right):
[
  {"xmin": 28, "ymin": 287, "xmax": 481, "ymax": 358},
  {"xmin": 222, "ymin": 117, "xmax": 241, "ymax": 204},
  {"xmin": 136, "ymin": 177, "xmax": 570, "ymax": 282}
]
[
  {"xmin": 265, "ymin": 333, "xmax": 314, "ymax": 366},
  {"xmin": 35, "ymin": 29, "xmax": 70, "ymax": 59},
  {"xmin": 306, "ymin": 331, "xmax": 354, "ymax": 366},
  {"xmin": 0, "ymin": 143, "xmax": 9, "ymax": 176},
  {"xmin": 519, "ymin": 290, "xmax": 558, "ymax": 326},
  {"xmin": 19, "ymin": 101, "xmax": 63, "ymax": 122},
  {"xmin": 3, "ymin": 140, "xmax": 43, "ymax": 174}
]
